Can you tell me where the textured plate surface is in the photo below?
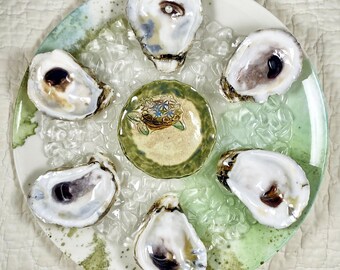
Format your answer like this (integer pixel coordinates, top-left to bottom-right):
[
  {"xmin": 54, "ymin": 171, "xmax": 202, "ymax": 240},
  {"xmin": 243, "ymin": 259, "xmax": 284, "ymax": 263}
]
[{"xmin": 11, "ymin": 0, "xmax": 328, "ymax": 269}]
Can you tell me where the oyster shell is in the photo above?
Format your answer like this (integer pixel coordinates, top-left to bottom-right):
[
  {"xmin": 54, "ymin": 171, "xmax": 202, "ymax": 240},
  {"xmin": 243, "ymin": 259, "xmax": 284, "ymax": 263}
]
[
  {"xmin": 217, "ymin": 150, "xmax": 310, "ymax": 229},
  {"xmin": 27, "ymin": 154, "xmax": 120, "ymax": 228},
  {"xmin": 28, "ymin": 49, "xmax": 114, "ymax": 120},
  {"xmin": 134, "ymin": 194, "xmax": 207, "ymax": 270},
  {"xmin": 127, "ymin": 0, "xmax": 203, "ymax": 72},
  {"xmin": 220, "ymin": 29, "xmax": 303, "ymax": 103}
]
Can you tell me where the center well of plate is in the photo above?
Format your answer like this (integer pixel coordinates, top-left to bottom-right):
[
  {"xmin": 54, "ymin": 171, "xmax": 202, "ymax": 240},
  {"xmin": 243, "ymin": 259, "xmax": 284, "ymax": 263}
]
[{"xmin": 118, "ymin": 80, "xmax": 216, "ymax": 179}]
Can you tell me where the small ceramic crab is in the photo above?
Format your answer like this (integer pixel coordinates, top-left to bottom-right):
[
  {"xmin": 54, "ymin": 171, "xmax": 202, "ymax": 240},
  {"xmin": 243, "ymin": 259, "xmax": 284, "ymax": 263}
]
[{"xmin": 127, "ymin": 95, "xmax": 185, "ymax": 135}]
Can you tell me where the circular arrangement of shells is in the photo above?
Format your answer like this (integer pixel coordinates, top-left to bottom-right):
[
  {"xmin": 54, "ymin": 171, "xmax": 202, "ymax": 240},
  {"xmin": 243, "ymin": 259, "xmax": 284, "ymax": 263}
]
[{"xmin": 26, "ymin": 0, "xmax": 309, "ymax": 269}]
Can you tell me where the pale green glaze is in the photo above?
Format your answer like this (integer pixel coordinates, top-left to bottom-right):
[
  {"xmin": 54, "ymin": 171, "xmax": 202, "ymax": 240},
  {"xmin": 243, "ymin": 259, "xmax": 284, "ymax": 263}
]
[
  {"xmin": 179, "ymin": 59, "xmax": 328, "ymax": 269},
  {"xmin": 12, "ymin": 0, "xmax": 328, "ymax": 269},
  {"xmin": 80, "ymin": 234, "xmax": 109, "ymax": 270},
  {"xmin": 12, "ymin": 0, "xmax": 123, "ymax": 149},
  {"xmin": 12, "ymin": 71, "xmax": 37, "ymax": 148},
  {"xmin": 67, "ymin": 228, "xmax": 78, "ymax": 238},
  {"xmin": 12, "ymin": 7, "xmax": 91, "ymax": 149}
]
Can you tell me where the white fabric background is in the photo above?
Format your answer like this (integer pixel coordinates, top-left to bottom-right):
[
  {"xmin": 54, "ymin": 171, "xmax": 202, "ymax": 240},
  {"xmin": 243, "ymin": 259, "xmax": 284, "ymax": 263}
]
[{"xmin": 0, "ymin": 0, "xmax": 339, "ymax": 269}]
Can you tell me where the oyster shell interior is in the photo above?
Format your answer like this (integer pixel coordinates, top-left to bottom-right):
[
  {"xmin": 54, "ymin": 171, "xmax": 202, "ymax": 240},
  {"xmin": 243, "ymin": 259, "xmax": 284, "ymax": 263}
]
[
  {"xmin": 134, "ymin": 193, "xmax": 207, "ymax": 270},
  {"xmin": 217, "ymin": 150, "xmax": 310, "ymax": 229},
  {"xmin": 221, "ymin": 29, "xmax": 303, "ymax": 103},
  {"xmin": 27, "ymin": 154, "xmax": 120, "ymax": 228},
  {"xmin": 127, "ymin": 0, "xmax": 203, "ymax": 72},
  {"xmin": 28, "ymin": 49, "xmax": 113, "ymax": 120}
]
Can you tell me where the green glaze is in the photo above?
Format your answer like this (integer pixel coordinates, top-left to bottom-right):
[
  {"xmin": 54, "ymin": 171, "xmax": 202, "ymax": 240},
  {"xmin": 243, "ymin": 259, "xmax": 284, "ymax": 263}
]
[
  {"xmin": 80, "ymin": 234, "xmax": 109, "ymax": 270},
  {"xmin": 12, "ymin": 71, "xmax": 37, "ymax": 148},
  {"xmin": 286, "ymin": 59, "xmax": 314, "ymax": 162},
  {"xmin": 208, "ymin": 247, "xmax": 245, "ymax": 270},
  {"xmin": 118, "ymin": 80, "xmax": 216, "ymax": 179},
  {"xmin": 181, "ymin": 152, "xmax": 323, "ymax": 269},
  {"xmin": 12, "ymin": 6, "xmax": 127, "ymax": 149},
  {"xmin": 234, "ymin": 161, "xmax": 322, "ymax": 269},
  {"xmin": 12, "ymin": 29, "xmax": 108, "ymax": 149},
  {"xmin": 287, "ymin": 59, "xmax": 328, "ymax": 167},
  {"xmin": 12, "ymin": 0, "xmax": 328, "ymax": 268},
  {"xmin": 37, "ymin": 5, "xmax": 93, "ymax": 55},
  {"xmin": 67, "ymin": 228, "xmax": 78, "ymax": 238},
  {"xmin": 12, "ymin": 8, "xmax": 92, "ymax": 149},
  {"xmin": 179, "ymin": 60, "xmax": 328, "ymax": 269}
]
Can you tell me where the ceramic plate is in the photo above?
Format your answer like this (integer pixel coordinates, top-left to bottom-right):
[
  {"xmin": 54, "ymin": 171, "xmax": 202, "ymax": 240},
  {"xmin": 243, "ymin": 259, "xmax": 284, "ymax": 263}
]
[{"xmin": 12, "ymin": 0, "xmax": 328, "ymax": 269}]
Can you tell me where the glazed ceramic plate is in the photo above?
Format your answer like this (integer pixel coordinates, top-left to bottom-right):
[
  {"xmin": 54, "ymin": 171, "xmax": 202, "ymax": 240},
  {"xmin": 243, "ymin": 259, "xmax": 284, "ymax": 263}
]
[{"xmin": 12, "ymin": 0, "xmax": 328, "ymax": 269}]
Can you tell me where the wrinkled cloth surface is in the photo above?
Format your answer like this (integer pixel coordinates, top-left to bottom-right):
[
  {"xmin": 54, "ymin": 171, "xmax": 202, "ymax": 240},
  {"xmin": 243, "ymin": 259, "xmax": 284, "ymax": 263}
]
[{"xmin": 0, "ymin": 0, "xmax": 339, "ymax": 269}]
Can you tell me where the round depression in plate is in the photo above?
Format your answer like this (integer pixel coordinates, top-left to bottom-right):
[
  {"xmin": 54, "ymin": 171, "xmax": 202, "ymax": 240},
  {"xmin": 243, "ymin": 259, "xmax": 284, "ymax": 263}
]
[
  {"xmin": 12, "ymin": 0, "xmax": 328, "ymax": 269},
  {"xmin": 118, "ymin": 80, "xmax": 216, "ymax": 179}
]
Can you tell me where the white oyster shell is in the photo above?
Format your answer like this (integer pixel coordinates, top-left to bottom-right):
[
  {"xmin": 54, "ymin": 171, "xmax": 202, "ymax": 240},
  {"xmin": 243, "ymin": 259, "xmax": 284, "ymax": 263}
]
[
  {"xmin": 134, "ymin": 193, "xmax": 207, "ymax": 270},
  {"xmin": 217, "ymin": 150, "xmax": 310, "ymax": 229},
  {"xmin": 28, "ymin": 49, "xmax": 113, "ymax": 120},
  {"xmin": 27, "ymin": 154, "xmax": 120, "ymax": 228},
  {"xmin": 127, "ymin": 0, "xmax": 203, "ymax": 72},
  {"xmin": 221, "ymin": 29, "xmax": 303, "ymax": 103}
]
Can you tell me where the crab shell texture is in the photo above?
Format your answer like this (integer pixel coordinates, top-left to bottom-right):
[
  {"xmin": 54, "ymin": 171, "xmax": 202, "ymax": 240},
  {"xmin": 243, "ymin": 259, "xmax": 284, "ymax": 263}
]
[
  {"xmin": 28, "ymin": 49, "xmax": 113, "ymax": 120},
  {"xmin": 127, "ymin": 0, "xmax": 203, "ymax": 72},
  {"xmin": 27, "ymin": 154, "xmax": 120, "ymax": 228},
  {"xmin": 217, "ymin": 150, "xmax": 310, "ymax": 229},
  {"xmin": 221, "ymin": 29, "xmax": 303, "ymax": 103},
  {"xmin": 134, "ymin": 193, "xmax": 207, "ymax": 270}
]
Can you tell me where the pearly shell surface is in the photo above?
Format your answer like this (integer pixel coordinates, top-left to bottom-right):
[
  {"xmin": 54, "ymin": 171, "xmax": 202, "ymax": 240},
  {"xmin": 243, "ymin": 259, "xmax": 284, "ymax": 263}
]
[
  {"xmin": 217, "ymin": 150, "xmax": 310, "ymax": 229},
  {"xmin": 28, "ymin": 49, "xmax": 113, "ymax": 120},
  {"xmin": 134, "ymin": 194, "xmax": 207, "ymax": 270},
  {"xmin": 27, "ymin": 154, "xmax": 120, "ymax": 228},
  {"xmin": 221, "ymin": 29, "xmax": 303, "ymax": 103},
  {"xmin": 127, "ymin": 0, "xmax": 203, "ymax": 72}
]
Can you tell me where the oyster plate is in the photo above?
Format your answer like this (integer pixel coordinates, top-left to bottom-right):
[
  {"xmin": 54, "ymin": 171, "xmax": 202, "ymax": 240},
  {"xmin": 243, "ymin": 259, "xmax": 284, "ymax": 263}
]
[{"xmin": 11, "ymin": 0, "xmax": 328, "ymax": 269}]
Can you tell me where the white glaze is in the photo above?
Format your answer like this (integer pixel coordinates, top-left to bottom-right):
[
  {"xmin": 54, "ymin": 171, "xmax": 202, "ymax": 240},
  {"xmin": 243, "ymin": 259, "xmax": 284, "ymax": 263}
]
[
  {"xmin": 226, "ymin": 150, "xmax": 310, "ymax": 229},
  {"xmin": 28, "ymin": 49, "xmax": 112, "ymax": 120},
  {"xmin": 127, "ymin": 0, "xmax": 203, "ymax": 72},
  {"xmin": 28, "ymin": 155, "xmax": 119, "ymax": 228},
  {"xmin": 134, "ymin": 194, "xmax": 207, "ymax": 270},
  {"xmin": 11, "ymin": 0, "xmax": 327, "ymax": 267},
  {"xmin": 225, "ymin": 29, "xmax": 303, "ymax": 103}
]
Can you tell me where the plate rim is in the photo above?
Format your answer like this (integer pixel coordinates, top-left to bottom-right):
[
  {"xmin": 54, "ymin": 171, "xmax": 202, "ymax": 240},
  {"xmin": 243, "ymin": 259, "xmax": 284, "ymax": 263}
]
[{"xmin": 10, "ymin": 0, "xmax": 329, "ymax": 269}]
